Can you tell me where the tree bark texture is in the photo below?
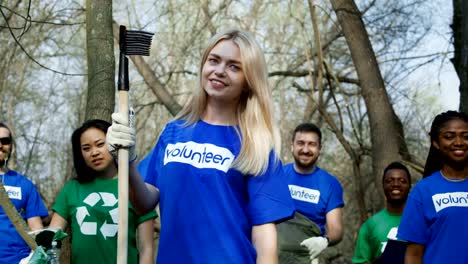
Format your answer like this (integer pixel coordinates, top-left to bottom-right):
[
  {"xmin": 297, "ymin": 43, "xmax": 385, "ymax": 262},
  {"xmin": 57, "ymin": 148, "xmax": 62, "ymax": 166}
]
[
  {"xmin": 452, "ymin": 0, "xmax": 468, "ymax": 113},
  {"xmin": 85, "ymin": 0, "xmax": 115, "ymax": 122},
  {"xmin": 330, "ymin": 0, "xmax": 411, "ymax": 208}
]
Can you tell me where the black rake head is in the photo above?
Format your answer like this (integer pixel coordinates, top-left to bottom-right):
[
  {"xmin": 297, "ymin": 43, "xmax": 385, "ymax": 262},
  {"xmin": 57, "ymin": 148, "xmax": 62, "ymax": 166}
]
[
  {"xmin": 119, "ymin": 25, "xmax": 154, "ymax": 56},
  {"xmin": 117, "ymin": 25, "xmax": 154, "ymax": 91}
]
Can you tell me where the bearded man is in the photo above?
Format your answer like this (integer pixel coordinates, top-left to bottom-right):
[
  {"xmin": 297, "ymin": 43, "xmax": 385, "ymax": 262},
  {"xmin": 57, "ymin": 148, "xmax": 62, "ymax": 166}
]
[{"xmin": 280, "ymin": 123, "xmax": 344, "ymax": 263}]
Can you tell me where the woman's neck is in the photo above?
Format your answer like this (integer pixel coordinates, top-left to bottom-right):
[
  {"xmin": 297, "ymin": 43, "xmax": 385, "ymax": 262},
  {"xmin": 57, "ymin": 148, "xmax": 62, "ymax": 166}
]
[
  {"xmin": 441, "ymin": 164, "xmax": 468, "ymax": 179},
  {"xmin": 202, "ymin": 100, "xmax": 238, "ymax": 125},
  {"xmin": 96, "ymin": 164, "xmax": 118, "ymax": 179}
]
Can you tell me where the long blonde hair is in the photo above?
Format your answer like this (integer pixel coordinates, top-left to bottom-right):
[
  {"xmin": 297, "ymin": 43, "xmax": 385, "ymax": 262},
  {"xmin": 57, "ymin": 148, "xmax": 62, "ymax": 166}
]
[{"xmin": 175, "ymin": 29, "xmax": 281, "ymax": 176}]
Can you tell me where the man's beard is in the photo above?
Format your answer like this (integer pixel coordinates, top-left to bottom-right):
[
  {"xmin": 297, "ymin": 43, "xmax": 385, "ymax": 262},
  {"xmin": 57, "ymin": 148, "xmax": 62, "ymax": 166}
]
[
  {"xmin": 293, "ymin": 155, "xmax": 318, "ymax": 171},
  {"xmin": 0, "ymin": 155, "xmax": 8, "ymax": 170}
]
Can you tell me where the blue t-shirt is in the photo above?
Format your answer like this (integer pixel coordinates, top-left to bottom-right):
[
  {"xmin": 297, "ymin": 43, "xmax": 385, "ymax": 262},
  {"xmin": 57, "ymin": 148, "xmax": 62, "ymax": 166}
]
[
  {"xmin": 0, "ymin": 170, "xmax": 48, "ymax": 264},
  {"xmin": 283, "ymin": 163, "xmax": 344, "ymax": 234},
  {"xmin": 397, "ymin": 171, "xmax": 468, "ymax": 263},
  {"xmin": 139, "ymin": 120, "xmax": 294, "ymax": 264}
]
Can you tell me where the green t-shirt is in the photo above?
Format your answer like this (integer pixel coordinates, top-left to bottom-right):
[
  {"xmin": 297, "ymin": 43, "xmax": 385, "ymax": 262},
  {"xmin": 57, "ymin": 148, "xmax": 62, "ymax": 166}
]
[
  {"xmin": 53, "ymin": 177, "xmax": 158, "ymax": 264},
  {"xmin": 352, "ymin": 209, "xmax": 402, "ymax": 263}
]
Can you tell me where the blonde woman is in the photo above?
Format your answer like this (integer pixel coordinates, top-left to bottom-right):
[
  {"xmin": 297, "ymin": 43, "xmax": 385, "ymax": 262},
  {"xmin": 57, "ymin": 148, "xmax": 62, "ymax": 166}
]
[{"xmin": 107, "ymin": 28, "xmax": 294, "ymax": 264}]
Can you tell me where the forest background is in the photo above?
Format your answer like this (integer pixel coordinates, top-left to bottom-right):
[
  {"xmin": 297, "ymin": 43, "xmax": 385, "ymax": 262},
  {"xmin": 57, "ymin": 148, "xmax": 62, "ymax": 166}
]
[{"xmin": 0, "ymin": 0, "xmax": 464, "ymax": 263}]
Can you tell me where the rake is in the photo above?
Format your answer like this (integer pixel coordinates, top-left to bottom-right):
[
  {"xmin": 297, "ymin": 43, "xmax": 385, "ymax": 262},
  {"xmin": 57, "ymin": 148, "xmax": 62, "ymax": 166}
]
[{"xmin": 117, "ymin": 25, "xmax": 153, "ymax": 264}]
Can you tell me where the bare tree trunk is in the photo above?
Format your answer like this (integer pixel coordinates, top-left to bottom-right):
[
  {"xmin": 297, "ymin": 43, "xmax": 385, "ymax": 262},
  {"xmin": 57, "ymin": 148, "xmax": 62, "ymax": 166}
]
[
  {"xmin": 452, "ymin": 0, "xmax": 468, "ymax": 113},
  {"xmin": 85, "ymin": 0, "xmax": 115, "ymax": 121},
  {"xmin": 330, "ymin": 0, "xmax": 411, "ymax": 208},
  {"xmin": 59, "ymin": 1, "xmax": 114, "ymax": 261}
]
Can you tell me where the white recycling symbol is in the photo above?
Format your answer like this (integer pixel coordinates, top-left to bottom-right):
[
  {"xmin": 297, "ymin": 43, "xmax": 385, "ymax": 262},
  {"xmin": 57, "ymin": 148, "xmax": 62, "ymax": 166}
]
[{"xmin": 76, "ymin": 192, "xmax": 119, "ymax": 239}]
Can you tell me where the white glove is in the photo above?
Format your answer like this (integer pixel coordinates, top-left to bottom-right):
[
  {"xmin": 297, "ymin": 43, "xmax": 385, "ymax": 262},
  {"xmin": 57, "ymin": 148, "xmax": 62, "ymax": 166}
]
[
  {"xmin": 107, "ymin": 112, "xmax": 137, "ymax": 162},
  {"xmin": 300, "ymin": 236, "xmax": 328, "ymax": 260},
  {"xmin": 19, "ymin": 251, "xmax": 33, "ymax": 264}
]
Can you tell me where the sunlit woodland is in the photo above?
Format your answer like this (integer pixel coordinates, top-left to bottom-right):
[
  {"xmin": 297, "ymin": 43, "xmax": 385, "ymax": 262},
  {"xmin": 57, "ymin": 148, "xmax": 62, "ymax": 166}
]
[{"xmin": 0, "ymin": 0, "xmax": 465, "ymax": 263}]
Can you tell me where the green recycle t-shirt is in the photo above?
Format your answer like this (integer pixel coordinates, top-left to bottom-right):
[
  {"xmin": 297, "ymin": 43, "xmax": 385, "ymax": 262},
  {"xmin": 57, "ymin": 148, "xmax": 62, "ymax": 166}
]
[
  {"xmin": 53, "ymin": 177, "xmax": 157, "ymax": 264},
  {"xmin": 352, "ymin": 209, "xmax": 402, "ymax": 263}
]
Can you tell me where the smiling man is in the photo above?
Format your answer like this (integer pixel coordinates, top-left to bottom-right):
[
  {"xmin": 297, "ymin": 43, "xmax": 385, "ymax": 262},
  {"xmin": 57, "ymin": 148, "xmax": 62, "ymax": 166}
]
[
  {"xmin": 279, "ymin": 123, "xmax": 344, "ymax": 263},
  {"xmin": 352, "ymin": 162, "xmax": 411, "ymax": 264}
]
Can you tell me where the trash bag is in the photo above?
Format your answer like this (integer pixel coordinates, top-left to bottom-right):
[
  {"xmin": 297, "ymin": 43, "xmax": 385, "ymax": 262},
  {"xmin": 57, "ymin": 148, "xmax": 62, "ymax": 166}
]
[
  {"xmin": 18, "ymin": 229, "xmax": 68, "ymax": 264},
  {"xmin": 278, "ymin": 212, "xmax": 322, "ymax": 264},
  {"xmin": 21, "ymin": 246, "xmax": 48, "ymax": 264}
]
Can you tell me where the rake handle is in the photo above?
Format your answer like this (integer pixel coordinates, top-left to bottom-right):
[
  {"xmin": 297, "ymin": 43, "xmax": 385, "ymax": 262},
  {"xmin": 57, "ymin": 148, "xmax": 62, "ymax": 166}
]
[
  {"xmin": 116, "ymin": 24, "xmax": 153, "ymax": 263},
  {"xmin": 0, "ymin": 181, "xmax": 37, "ymax": 250},
  {"xmin": 117, "ymin": 90, "xmax": 129, "ymax": 264}
]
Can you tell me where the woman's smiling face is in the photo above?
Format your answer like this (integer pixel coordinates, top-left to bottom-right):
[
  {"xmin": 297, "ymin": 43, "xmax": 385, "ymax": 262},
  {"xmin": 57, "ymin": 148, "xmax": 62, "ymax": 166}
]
[
  {"xmin": 433, "ymin": 118, "xmax": 468, "ymax": 164},
  {"xmin": 201, "ymin": 39, "xmax": 247, "ymax": 105}
]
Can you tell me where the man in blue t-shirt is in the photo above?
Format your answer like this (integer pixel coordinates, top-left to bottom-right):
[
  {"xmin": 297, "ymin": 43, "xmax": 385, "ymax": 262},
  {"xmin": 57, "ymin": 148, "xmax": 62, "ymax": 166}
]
[
  {"xmin": 280, "ymin": 123, "xmax": 344, "ymax": 262},
  {"xmin": 0, "ymin": 123, "xmax": 48, "ymax": 264}
]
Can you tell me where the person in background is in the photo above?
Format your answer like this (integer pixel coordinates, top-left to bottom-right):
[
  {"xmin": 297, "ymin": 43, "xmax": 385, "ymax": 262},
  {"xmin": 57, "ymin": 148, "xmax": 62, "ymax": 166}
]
[
  {"xmin": 0, "ymin": 122, "xmax": 48, "ymax": 264},
  {"xmin": 49, "ymin": 119, "xmax": 157, "ymax": 264},
  {"xmin": 352, "ymin": 161, "xmax": 411, "ymax": 264},
  {"xmin": 397, "ymin": 110, "xmax": 468, "ymax": 263},
  {"xmin": 281, "ymin": 123, "xmax": 344, "ymax": 262},
  {"xmin": 106, "ymin": 28, "xmax": 295, "ymax": 264}
]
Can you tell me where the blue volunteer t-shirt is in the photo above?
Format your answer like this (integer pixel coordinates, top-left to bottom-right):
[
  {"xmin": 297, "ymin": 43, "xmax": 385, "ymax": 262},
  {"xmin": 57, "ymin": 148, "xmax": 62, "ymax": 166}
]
[
  {"xmin": 0, "ymin": 170, "xmax": 48, "ymax": 264},
  {"xmin": 397, "ymin": 171, "xmax": 468, "ymax": 263},
  {"xmin": 139, "ymin": 120, "xmax": 294, "ymax": 264},
  {"xmin": 283, "ymin": 163, "xmax": 344, "ymax": 234}
]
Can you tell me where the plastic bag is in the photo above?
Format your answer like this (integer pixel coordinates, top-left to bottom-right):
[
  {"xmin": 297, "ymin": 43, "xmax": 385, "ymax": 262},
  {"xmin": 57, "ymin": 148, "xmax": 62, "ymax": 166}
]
[
  {"xmin": 278, "ymin": 212, "xmax": 322, "ymax": 264},
  {"xmin": 19, "ymin": 246, "xmax": 48, "ymax": 264}
]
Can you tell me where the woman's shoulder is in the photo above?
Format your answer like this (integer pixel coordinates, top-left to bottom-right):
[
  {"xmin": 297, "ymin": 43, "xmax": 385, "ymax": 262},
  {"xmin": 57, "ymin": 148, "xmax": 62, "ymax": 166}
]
[
  {"xmin": 167, "ymin": 119, "xmax": 186, "ymax": 127},
  {"xmin": 61, "ymin": 178, "xmax": 83, "ymax": 189},
  {"xmin": 414, "ymin": 171, "xmax": 443, "ymax": 187},
  {"xmin": 160, "ymin": 119, "xmax": 188, "ymax": 136},
  {"xmin": 408, "ymin": 171, "xmax": 445, "ymax": 198}
]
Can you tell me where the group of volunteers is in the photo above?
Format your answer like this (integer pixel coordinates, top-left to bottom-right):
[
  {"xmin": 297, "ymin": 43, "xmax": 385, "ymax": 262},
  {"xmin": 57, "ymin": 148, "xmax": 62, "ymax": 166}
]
[
  {"xmin": 352, "ymin": 110, "xmax": 468, "ymax": 264},
  {"xmin": 0, "ymin": 28, "xmax": 467, "ymax": 264}
]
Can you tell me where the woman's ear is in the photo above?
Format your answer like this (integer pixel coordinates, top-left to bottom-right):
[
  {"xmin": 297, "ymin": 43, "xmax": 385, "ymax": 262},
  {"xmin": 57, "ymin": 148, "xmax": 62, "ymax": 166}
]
[{"xmin": 432, "ymin": 140, "xmax": 440, "ymax": 150}]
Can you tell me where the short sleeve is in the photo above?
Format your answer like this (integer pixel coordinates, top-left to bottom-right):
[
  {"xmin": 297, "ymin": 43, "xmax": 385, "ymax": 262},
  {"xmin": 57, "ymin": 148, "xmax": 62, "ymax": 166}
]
[
  {"xmin": 24, "ymin": 180, "xmax": 48, "ymax": 219},
  {"xmin": 326, "ymin": 177, "xmax": 344, "ymax": 213},
  {"xmin": 397, "ymin": 187, "xmax": 427, "ymax": 244},
  {"xmin": 136, "ymin": 209, "xmax": 158, "ymax": 225},
  {"xmin": 352, "ymin": 221, "xmax": 372, "ymax": 263},
  {"xmin": 139, "ymin": 137, "xmax": 165, "ymax": 188},
  {"xmin": 246, "ymin": 152, "xmax": 294, "ymax": 225},
  {"xmin": 52, "ymin": 181, "xmax": 73, "ymax": 220}
]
